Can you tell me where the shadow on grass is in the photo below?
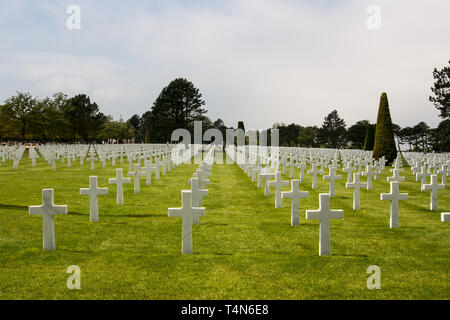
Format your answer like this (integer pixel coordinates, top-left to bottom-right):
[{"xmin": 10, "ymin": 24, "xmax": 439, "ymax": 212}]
[
  {"xmin": 0, "ymin": 203, "xmax": 28, "ymax": 211},
  {"xmin": 58, "ymin": 248, "xmax": 93, "ymax": 254},
  {"xmin": 202, "ymin": 222, "xmax": 229, "ymax": 227},
  {"xmin": 68, "ymin": 211, "xmax": 88, "ymax": 216},
  {"xmin": 197, "ymin": 252, "xmax": 233, "ymax": 256},
  {"xmin": 102, "ymin": 214, "xmax": 163, "ymax": 218},
  {"xmin": 69, "ymin": 211, "xmax": 162, "ymax": 218},
  {"xmin": 333, "ymin": 253, "xmax": 369, "ymax": 258}
]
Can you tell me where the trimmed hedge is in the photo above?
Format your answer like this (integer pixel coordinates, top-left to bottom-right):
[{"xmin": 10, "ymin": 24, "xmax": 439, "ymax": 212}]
[{"xmin": 372, "ymin": 92, "xmax": 397, "ymax": 163}]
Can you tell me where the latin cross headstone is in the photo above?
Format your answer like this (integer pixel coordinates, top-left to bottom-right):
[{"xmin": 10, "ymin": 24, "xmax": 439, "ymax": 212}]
[
  {"xmin": 89, "ymin": 153, "xmax": 96, "ymax": 171},
  {"xmin": 441, "ymin": 213, "xmax": 450, "ymax": 222},
  {"xmin": 307, "ymin": 163, "xmax": 322, "ymax": 189},
  {"xmin": 128, "ymin": 164, "xmax": 145, "ymax": 193},
  {"xmin": 108, "ymin": 168, "xmax": 131, "ymax": 205},
  {"xmin": 421, "ymin": 174, "xmax": 445, "ymax": 211},
  {"xmin": 252, "ymin": 164, "xmax": 261, "ymax": 182},
  {"xmin": 29, "ymin": 189, "xmax": 68, "ymax": 250},
  {"xmin": 268, "ymin": 171, "xmax": 289, "ymax": 208},
  {"xmin": 51, "ymin": 155, "xmax": 56, "ymax": 171},
  {"xmin": 282, "ymin": 179, "xmax": 309, "ymax": 225},
  {"xmin": 259, "ymin": 170, "xmax": 275, "ymax": 197},
  {"xmin": 190, "ymin": 177, "xmax": 208, "ymax": 225},
  {"xmin": 287, "ymin": 160, "xmax": 295, "ymax": 179},
  {"xmin": 428, "ymin": 162, "xmax": 439, "ymax": 175},
  {"xmin": 416, "ymin": 166, "xmax": 430, "ymax": 187},
  {"xmin": 298, "ymin": 161, "xmax": 306, "ymax": 183},
  {"xmin": 343, "ymin": 164, "xmax": 354, "ymax": 183},
  {"xmin": 381, "ymin": 181, "xmax": 408, "ymax": 228},
  {"xmin": 154, "ymin": 158, "xmax": 164, "ymax": 180},
  {"xmin": 346, "ymin": 173, "xmax": 367, "ymax": 210},
  {"xmin": 141, "ymin": 160, "xmax": 153, "ymax": 186},
  {"xmin": 168, "ymin": 190, "xmax": 205, "ymax": 254},
  {"xmin": 306, "ymin": 194, "xmax": 344, "ymax": 256},
  {"xmin": 80, "ymin": 176, "xmax": 108, "ymax": 222},
  {"xmin": 387, "ymin": 169, "xmax": 405, "ymax": 183},
  {"xmin": 361, "ymin": 165, "xmax": 375, "ymax": 190},
  {"xmin": 438, "ymin": 163, "xmax": 449, "ymax": 186},
  {"xmin": 323, "ymin": 167, "xmax": 341, "ymax": 197}
]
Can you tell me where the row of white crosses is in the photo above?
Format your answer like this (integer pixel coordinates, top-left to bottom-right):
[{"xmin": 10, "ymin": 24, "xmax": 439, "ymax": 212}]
[
  {"xmin": 404, "ymin": 152, "xmax": 449, "ymax": 217},
  {"xmin": 27, "ymin": 143, "xmax": 193, "ymax": 250},
  {"xmin": 247, "ymin": 145, "xmax": 449, "ymax": 225},
  {"xmin": 168, "ymin": 146, "xmax": 215, "ymax": 254},
  {"xmin": 381, "ymin": 152, "xmax": 449, "ymax": 228},
  {"xmin": 243, "ymin": 145, "xmax": 450, "ymax": 250},
  {"xmin": 24, "ymin": 145, "xmax": 450, "ymax": 252},
  {"xmin": 228, "ymin": 145, "xmax": 345, "ymax": 256},
  {"xmin": 281, "ymin": 152, "xmax": 345, "ymax": 256},
  {"xmin": 28, "ymin": 143, "xmax": 175, "ymax": 173}
]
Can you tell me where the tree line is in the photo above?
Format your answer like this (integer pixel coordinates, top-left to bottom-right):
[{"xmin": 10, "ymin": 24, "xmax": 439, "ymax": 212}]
[
  {"xmin": 0, "ymin": 92, "xmax": 134, "ymax": 143},
  {"xmin": 248, "ymin": 60, "xmax": 450, "ymax": 153},
  {"xmin": 1, "ymin": 60, "xmax": 449, "ymax": 152},
  {"xmin": 272, "ymin": 111, "xmax": 449, "ymax": 152}
]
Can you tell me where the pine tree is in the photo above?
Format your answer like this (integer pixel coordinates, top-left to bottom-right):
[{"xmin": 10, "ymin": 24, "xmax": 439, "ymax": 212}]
[
  {"xmin": 429, "ymin": 60, "xmax": 450, "ymax": 119},
  {"xmin": 318, "ymin": 110, "xmax": 346, "ymax": 148},
  {"xmin": 150, "ymin": 78, "xmax": 207, "ymax": 142},
  {"xmin": 372, "ymin": 92, "xmax": 397, "ymax": 163}
]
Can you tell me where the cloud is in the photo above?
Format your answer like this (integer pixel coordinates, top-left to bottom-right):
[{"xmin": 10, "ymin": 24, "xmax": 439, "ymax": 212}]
[
  {"xmin": 0, "ymin": 53, "xmax": 147, "ymax": 115},
  {"xmin": 0, "ymin": 0, "xmax": 449, "ymax": 128}
]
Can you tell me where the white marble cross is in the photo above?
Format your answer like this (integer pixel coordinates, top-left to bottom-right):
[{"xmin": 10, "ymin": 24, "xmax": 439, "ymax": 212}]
[
  {"xmin": 306, "ymin": 194, "xmax": 343, "ymax": 256},
  {"xmin": 441, "ymin": 213, "xmax": 450, "ymax": 222},
  {"xmin": 252, "ymin": 164, "xmax": 261, "ymax": 182},
  {"xmin": 260, "ymin": 171, "xmax": 275, "ymax": 197},
  {"xmin": 190, "ymin": 177, "xmax": 208, "ymax": 225},
  {"xmin": 282, "ymin": 179, "xmax": 309, "ymax": 225},
  {"xmin": 438, "ymin": 163, "xmax": 449, "ymax": 186},
  {"xmin": 287, "ymin": 160, "xmax": 296, "ymax": 179},
  {"xmin": 343, "ymin": 164, "xmax": 355, "ymax": 183},
  {"xmin": 323, "ymin": 167, "xmax": 341, "ymax": 197},
  {"xmin": 416, "ymin": 166, "xmax": 430, "ymax": 187},
  {"xmin": 128, "ymin": 158, "xmax": 134, "ymax": 171},
  {"xmin": 29, "ymin": 189, "xmax": 68, "ymax": 250},
  {"xmin": 256, "ymin": 169, "xmax": 266, "ymax": 188},
  {"xmin": 80, "ymin": 176, "xmax": 108, "ymax": 222},
  {"xmin": 89, "ymin": 153, "xmax": 96, "ymax": 171},
  {"xmin": 155, "ymin": 158, "xmax": 165, "ymax": 177},
  {"xmin": 372, "ymin": 162, "xmax": 380, "ymax": 180},
  {"xmin": 428, "ymin": 162, "xmax": 439, "ymax": 174},
  {"xmin": 346, "ymin": 173, "xmax": 367, "ymax": 210},
  {"xmin": 141, "ymin": 159, "xmax": 153, "ymax": 186},
  {"xmin": 298, "ymin": 162, "xmax": 307, "ymax": 183},
  {"xmin": 421, "ymin": 174, "xmax": 445, "ymax": 211},
  {"xmin": 268, "ymin": 171, "xmax": 289, "ymax": 208},
  {"xmin": 361, "ymin": 165, "xmax": 375, "ymax": 190},
  {"xmin": 168, "ymin": 190, "xmax": 205, "ymax": 254},
  {"xmin": 149, "ymin": 160, "xmax": 160, "ymax": 180},
  {"xmin": 307, "ymin": 163, "xmax": 323, "ymax": 189},
  {"xmin": 51, "ymin": 155, "xmax": 56, "ymax": 171},
  {"xmin": 193, "ymin": 170, "xmax": 210, "ymax": 189},
  {"xmin": 381, "ymin": 181, "xmax": 408, "ymax": 228},
  {"xmin": 330, "ymin": 159, "xmax": 339, "ymax": 170},
  {"xmin": 387, "ymin": 169, "xmax": 405, "ymax": 183},
  {"xmin": 128, "ymin": 164, "xmax": 145, "ymax": 193},
  {"xmin": 108, "ymin": 168, "xmax": 131, "ymax": 205}
]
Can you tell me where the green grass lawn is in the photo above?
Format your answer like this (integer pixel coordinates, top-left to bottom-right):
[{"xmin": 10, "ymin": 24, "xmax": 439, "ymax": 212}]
[{"xmin": 0, "ymin": 151, "xmax": 449, "ymax": 299}]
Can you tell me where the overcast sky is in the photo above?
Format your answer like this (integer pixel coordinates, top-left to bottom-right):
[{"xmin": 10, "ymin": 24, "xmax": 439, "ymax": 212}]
[{"xmin": 1, "ymin": 0, "xmax": 449, "ymax": 130}]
